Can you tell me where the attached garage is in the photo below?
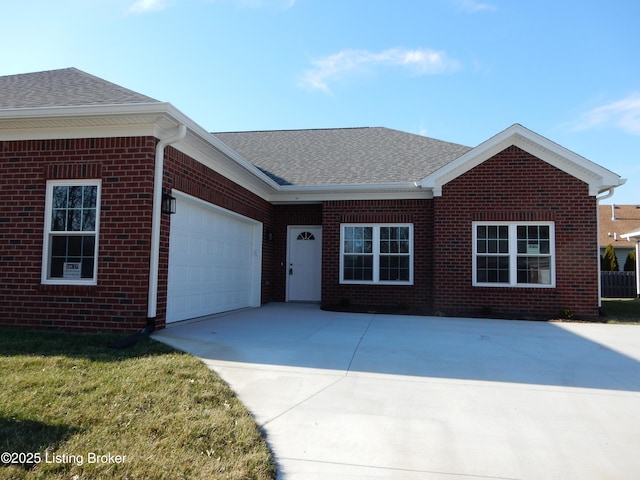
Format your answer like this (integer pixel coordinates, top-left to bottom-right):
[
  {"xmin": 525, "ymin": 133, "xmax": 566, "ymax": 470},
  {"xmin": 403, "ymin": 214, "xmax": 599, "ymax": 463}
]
[{"xmin": 166, "ymin": 191, "xmax": 263, "ymax": 323}]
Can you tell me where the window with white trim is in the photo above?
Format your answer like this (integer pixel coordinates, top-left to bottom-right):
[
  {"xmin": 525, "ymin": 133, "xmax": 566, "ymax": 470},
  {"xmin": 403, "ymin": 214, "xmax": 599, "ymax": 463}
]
[
  {"xmin": 340, "ymin": 224, "xmax": 413, "ymax": 284},
  {"xmin": 42, "ymin": 180, "xmax": 101, "ymax": 285},
  {"xmin": 473, "ymin": 222, "xmax": 555, "ymax": 287}
]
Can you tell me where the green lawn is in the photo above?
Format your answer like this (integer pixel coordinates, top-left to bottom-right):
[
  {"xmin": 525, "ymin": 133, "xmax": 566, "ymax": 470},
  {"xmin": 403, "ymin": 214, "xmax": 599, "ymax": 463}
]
[
  {"xmin": 0, "ymin": 330, "xmax": 275, "ymax": 480},
  {"xmin": 601, "ymin": 298, "xmax": 640, "ymax": 324}
]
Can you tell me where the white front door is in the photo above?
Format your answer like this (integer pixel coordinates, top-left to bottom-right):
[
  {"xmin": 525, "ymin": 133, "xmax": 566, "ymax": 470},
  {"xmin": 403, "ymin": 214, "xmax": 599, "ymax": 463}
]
[{"xmin": 287, "ymin": 226, "xmax": 322, "ymax": 302}]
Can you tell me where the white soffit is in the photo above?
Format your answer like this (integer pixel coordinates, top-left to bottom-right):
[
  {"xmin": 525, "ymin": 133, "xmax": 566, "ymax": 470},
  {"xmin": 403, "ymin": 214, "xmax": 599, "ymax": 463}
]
[
  {"xmin": 417, "ymin": 124, "xmax": 624, "ymax": 196},
  {"xmin": 0, "ymin": 103, "xmax": 280, "ymax": 200},
  {"xmin": 1, "ymin": 109, "xmax": 623, "ymax": 203},
  {"xmin": 0, "ymin": 103, "xmax": 430, "ymax": 202},
  {"xmin": 0, "ymin": 103, "xmax": 176, "ymax": 140}
]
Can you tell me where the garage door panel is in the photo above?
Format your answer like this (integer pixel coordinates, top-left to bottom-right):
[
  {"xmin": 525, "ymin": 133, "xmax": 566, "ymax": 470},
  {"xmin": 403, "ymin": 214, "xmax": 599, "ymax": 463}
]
[{"xmin": 167, "ymin": 192, "xmax": 261, "ymax": 323}]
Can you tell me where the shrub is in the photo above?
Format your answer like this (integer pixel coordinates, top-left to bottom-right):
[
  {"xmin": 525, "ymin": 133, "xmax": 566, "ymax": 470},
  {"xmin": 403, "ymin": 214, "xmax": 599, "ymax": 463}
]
[
  {"xmin": 559, "ymin": 308, "xmax": 574, "ymax": 320},
  {"xmin": 602, "ymin": 244, "xmax": 619, "ymax": 271},
  {"xmin": 624, "ymin": 250, "xmax": 637, "ymax": 272}
]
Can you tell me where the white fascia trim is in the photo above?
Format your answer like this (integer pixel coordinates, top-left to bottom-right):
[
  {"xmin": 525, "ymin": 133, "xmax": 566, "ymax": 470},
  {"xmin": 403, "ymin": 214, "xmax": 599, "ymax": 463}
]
[
  {"xmin": 160, "ymin": 105, "xmax": 282, "ymax": 199},
  {"xmin": 0, "ymin": 104, "xmax": 431, "ymax": 202},
  {"xmin": 3, "ymin": 103, "xmax": 497, "ymax": 202},
  {"xmin": 0, "ymin": 103, "xmax": 175, "ymax": 140},
  {"xmin": 270, "ymin": 182, "xmax": 431, "ymax": 203},
  {"xmin": 417, "ymin": 123, "xmax": 624, "ymax": 197},
  {"xmin": 0, "ymin": 102, "xmax": 282, "ymax": 200},
  {"xmin": 0, "ymin": 102, "xmax": 170, "ymax": 119}
]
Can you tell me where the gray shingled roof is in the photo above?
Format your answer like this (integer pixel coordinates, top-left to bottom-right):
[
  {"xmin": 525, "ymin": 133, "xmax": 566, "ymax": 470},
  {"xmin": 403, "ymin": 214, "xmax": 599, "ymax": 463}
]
[
  {"xmin": 0, "ymin": 68, "xmax": 158, "ymax": 109},
  {"xmin": 213, "ymin": 128, "xmax": 471, "ymax": 186},
  {"xmin": 1, "ymin": 68, "xmax": 471, "ymax": 187}
]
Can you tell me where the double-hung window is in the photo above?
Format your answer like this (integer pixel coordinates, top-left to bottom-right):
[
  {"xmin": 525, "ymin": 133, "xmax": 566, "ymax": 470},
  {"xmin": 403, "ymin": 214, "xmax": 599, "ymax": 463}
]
[
  {"xmin": 42, "ymin": 180, "xmax": 101, "ymax": 285},
  {"xmin": 340, "ymin": 224, "xmax": 413, "ymax": 284},
  {"xmin": 473, "ymin": 222, "xmax": 555, "ymax": 287}
]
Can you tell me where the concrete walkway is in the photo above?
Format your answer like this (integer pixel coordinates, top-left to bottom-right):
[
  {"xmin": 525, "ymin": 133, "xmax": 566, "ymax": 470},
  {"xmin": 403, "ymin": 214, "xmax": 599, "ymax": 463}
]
[{"xmin": 153, "ymin": 303, "xmax": 640, "ymax": 479}]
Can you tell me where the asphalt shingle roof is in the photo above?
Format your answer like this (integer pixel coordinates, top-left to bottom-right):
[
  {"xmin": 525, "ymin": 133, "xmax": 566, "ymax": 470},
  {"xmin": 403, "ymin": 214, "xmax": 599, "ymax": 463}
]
[
  {"xmin": 0, "ymin": 67, "xmax": 158, "ymax": 109},
  {"xmin": 1, "ymin": 68, "xmax": 472, "ymax": 187},
  {"xmin": 213, "ymin": 127, "xmax": 471, "ymax": 186},
  {"xmin": 599, "ymin": 204, "xmax": 640, "ymax": 248}
]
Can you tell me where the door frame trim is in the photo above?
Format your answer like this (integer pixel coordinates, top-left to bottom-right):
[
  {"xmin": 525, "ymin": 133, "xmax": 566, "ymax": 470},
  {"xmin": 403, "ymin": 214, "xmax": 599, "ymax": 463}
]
[{"xmin": 286, "ymin": 225, "xmax": 322, "ymax": 302}]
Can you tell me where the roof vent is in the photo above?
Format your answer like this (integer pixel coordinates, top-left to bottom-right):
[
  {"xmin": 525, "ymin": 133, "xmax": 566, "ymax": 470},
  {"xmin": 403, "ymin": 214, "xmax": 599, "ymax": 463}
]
[{"xmin": 612, "ymin": 204, "xmax": 617, "ymax": 221}]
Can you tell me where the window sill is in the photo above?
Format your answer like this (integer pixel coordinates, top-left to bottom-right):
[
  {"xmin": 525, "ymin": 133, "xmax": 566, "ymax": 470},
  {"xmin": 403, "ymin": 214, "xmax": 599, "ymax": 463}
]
[
  {"xmin": 39, "ymin": 283, "xmax": 98, "ymax": 292},
  {"xmin": 473, "ymin": 283, "xmax": 555, "ymax": 289}
]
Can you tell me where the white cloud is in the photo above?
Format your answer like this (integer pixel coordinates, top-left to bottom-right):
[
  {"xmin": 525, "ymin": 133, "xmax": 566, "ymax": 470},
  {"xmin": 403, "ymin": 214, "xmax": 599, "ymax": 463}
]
[
  {"xmin": 203, "ymin": 0, "xmax": 295, "ymax": 9},
  {"xmin": 128, "ymin": 0, "xmax": 169, "ymax": 14},
  {"xmin": 128, "ymin": 0, "xmax": 295, "ymax": 13},
  {"xmin": 454, "ymin": 0, "xmax": 497, "ymax": 13},
  {"xmin": 299, "ymin": 48, "xmax": 461, "ymax": 94},
  {"xmin": 573, "ymin": 94, "xmax": 640, "ymax": 135}
]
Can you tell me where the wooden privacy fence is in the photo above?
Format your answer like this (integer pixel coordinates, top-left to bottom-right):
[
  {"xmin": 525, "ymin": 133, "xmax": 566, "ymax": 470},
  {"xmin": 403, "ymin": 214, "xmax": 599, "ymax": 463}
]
[{"xmin": 601, "ymin": 271, "xmax": 637, "ymax": 298}]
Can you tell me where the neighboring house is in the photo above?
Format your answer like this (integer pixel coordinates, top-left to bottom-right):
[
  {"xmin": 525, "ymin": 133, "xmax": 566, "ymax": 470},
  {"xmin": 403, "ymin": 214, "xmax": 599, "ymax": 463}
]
[
  {"xmin": 0, "ymin": 68, "xmax": 625, "ymax": 332},
  {"xmin": 599, "ymin": 204, "xmax": 640, "ymax": 269}
]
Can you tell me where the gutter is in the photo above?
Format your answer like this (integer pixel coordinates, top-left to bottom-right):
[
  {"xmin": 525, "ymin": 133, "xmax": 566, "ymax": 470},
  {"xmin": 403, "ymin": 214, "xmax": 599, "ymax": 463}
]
[
  {"xmin": 147, "ymin": 124, "xmax": 187, "ymax": 324},
  {"xmin": 270, "ymin": 181, "xmax": 429, "ymax": 203}
]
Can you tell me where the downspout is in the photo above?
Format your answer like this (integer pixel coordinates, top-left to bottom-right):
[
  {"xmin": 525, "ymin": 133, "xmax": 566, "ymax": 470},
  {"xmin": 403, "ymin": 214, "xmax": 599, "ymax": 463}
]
[
  {"xmin": 596, "ymin": 188, "xmax": 615, "ymax": 311},
  {"xmin": 147, "ymin": 125, "xmax": 187, "ymax": 325}
]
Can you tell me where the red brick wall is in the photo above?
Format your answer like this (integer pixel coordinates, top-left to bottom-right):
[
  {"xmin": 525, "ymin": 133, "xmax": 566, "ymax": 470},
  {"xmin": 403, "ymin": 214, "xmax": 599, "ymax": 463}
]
[
  {"xmin": 161, "ymin": 147, "xmax": 276, "ymax": 327},
  {"xmin": 433, "ymin": 146, "xmax": 599, "ymax": 319},
  {"xmin": 0, "ymin": 138, "xmax": 278, "ymax": 333},
  {"xmin": 0, "ymin": 136, "xmax": 600, "ymax": 331},
  {"xmin": 321, "ymin": 199, "xmax": 434, "ymax": 312},
  {"xmin": 272, "ymin": 204, "xmax": 323, "ymax": 301},
  {"xmin": 0, "ymin": 137, "xmax": 157, "ymax": 332}
]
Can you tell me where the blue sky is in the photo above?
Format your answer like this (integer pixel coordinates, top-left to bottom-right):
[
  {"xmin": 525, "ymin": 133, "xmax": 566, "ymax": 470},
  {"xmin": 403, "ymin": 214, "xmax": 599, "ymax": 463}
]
[{"xmin": 3, "ymin": 0, "xmax": 639, "ymax": 204}]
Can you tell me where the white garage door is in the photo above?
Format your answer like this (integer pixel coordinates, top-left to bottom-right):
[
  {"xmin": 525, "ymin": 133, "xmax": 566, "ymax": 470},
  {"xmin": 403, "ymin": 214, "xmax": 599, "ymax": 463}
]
[{"xmin": 166, "ymin": 191, "xmax": 262, "ymax": 323}]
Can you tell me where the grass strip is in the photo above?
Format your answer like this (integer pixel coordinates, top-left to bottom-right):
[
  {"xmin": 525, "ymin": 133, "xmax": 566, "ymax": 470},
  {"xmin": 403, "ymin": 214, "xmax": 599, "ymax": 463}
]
[
  {"xmin": 0, "ymin": 330, "xmax": 275, "ymax": 480},
  {"xmin": 601, "ymin": 298, "xmax": 640, "ymax": 324}
]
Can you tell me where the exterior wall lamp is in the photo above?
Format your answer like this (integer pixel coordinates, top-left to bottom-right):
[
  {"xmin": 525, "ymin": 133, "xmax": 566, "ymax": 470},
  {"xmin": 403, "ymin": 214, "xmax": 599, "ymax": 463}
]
[{"xmin": 161, "ymin": 190, "xmax": 176, "ymax": 215}]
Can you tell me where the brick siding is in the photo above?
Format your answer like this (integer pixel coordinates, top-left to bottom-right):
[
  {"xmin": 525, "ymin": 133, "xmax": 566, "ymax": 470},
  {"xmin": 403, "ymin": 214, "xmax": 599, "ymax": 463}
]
[
  {"xmin": 321, "ymin": 199, "xmax": 434, "ymax": 312},
  {"xmin": 433, "ymin": 146, "xmax": 599, "ymax": 319},
  {"xmin": 161, "ymin": 147, "xmax": 276, "ymax": 328},
  {"xmin": 0, "ymin": 137, "xmax": 157, "ymax": 332},
  {"xmin": 0, "ymin": 137, "xmax": 602, "ymax": 332},
  {"xmin": 272, "ymin": 204, "xmax": 323, "ymax": 301},
  {"xmin": 0, "ymin": 138, "xmax": 277, "ymax": 333}
]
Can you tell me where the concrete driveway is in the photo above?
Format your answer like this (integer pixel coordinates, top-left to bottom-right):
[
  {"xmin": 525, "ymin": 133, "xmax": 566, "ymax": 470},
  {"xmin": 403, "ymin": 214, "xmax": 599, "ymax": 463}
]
[{"xmin": 152, "ymin": 303, "xmax": 640, "ymax": 479}]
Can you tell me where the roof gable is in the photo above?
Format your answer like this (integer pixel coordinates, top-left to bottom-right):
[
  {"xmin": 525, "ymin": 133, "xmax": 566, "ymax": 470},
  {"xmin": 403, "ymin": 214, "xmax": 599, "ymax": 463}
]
[
  {"xmin": 417, "ymin": 124, "xmax": 625, "ymax": 196},
  {"xmin": 0, "ymin": 68, "xmax": 625, "ymax": 203},
  {"xmin": 0, "ymin": 68, "xmax": 158, "ymax": 109},
  {"xmin": 213, "ymin": 127, "xmax": 471, "ymax": 186}
]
